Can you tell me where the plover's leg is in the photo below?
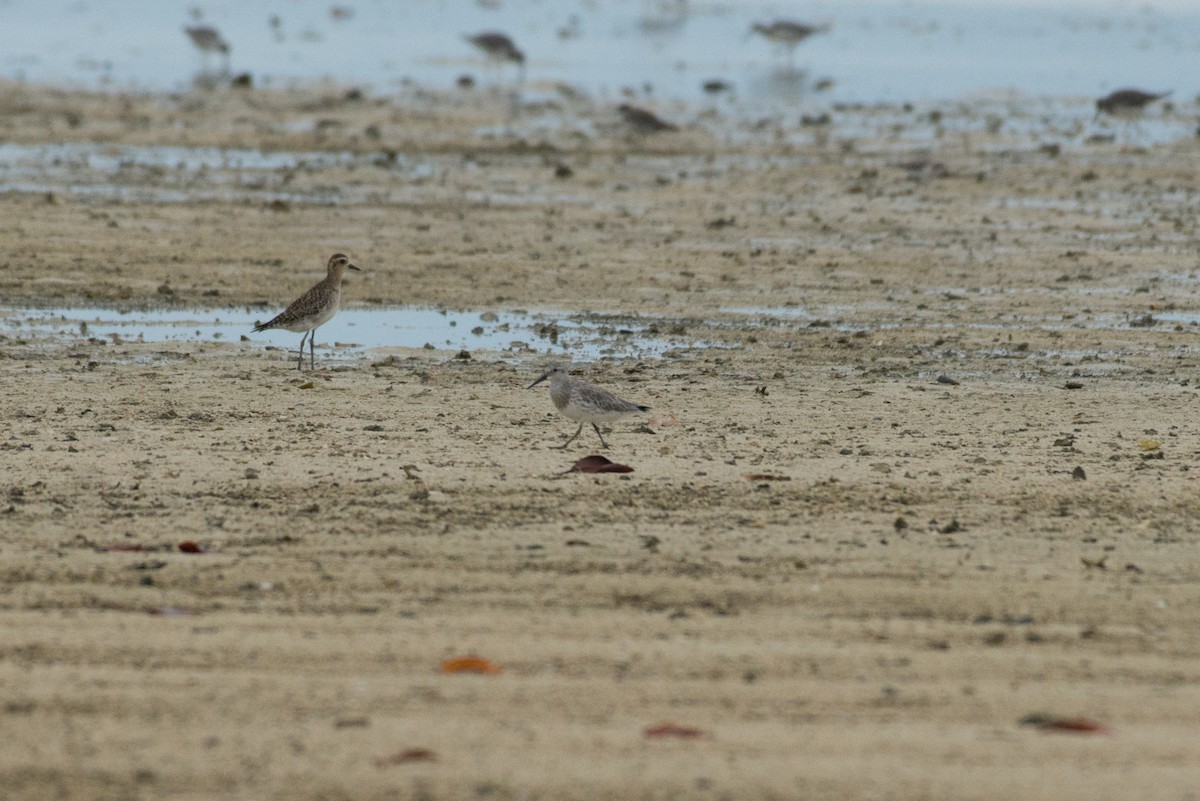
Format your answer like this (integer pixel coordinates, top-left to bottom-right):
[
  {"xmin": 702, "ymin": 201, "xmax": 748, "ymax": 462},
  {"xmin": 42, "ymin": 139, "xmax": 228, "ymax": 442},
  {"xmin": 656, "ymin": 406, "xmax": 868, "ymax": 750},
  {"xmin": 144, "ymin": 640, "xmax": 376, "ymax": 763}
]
[
  {"xmin": 591, "ymin": 423, "xmax": 609, "ymax": 449},
  {"xmin": 557, "ymin": 423, "xmax": 584, "ymax": 449},
  {"xmin": 296, "ymin": 330, "xmax": 310, "ymax": 370}
]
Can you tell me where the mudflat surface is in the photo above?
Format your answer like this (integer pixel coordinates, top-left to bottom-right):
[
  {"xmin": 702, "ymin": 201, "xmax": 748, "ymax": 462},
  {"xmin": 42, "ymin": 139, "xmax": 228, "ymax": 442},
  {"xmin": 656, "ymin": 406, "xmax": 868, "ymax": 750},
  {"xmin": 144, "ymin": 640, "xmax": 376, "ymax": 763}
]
[{"xmin": 2, "ymin": 80, "xmax": 1200, "ymax": 800}]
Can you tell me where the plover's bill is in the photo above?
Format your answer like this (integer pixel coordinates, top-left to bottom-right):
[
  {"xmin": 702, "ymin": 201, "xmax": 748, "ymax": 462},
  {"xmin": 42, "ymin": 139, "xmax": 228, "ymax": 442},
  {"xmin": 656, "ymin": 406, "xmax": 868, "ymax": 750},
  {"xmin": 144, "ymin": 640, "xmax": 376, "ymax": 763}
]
[
  {"xmin": 465, "ymin": 31, "xmax": 526, "ymax": 82},
  {"xmin": 527, "ymin": 364, "xmax": 650, "ymax": 449},
  {"xmin": 184, "ymin": 25, "xmax": 231, "ymax": 72},
  {"xmin": 617, "ymin": 104, "xmax": 678, "ymax": 134},
  {"xmin": 1096, "ymin": 88, "xmax": 1170, "ymax": 118},
  {"xmin": 252, "ymin": 253, "xmax": 360, "ymax": 370}
]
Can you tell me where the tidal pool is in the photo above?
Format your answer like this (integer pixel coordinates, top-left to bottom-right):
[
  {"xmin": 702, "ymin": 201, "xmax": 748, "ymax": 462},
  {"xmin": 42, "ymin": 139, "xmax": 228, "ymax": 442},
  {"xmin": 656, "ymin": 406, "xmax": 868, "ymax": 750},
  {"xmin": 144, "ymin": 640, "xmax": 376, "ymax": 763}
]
[{"xmin": 0, "ymin": 305, "xmax": 717, "ymax": 362}]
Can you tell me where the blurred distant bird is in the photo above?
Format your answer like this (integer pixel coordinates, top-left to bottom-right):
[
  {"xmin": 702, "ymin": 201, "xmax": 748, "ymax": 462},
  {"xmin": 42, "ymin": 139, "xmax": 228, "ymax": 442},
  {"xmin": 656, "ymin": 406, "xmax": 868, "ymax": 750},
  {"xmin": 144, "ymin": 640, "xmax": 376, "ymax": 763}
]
[
  {"xmin": 465, "ymin": 31, "xmax": 525, "ymax": 82},
  {"xmin": 184, "ymin": 25, "xmax": 230, "ymax": 73},
  {"xmin": 1095, "ymin": 88, "xmax": 1170, "ymax": 118},
  {"xmin": 751, "ymin": 20, "xmax": 829, "ymax": 66},
  {"xmin": 751, "ymin": 20, "xmax": 830, "ymax": 47},
  {"xmin": 618, "ymin": 104, "xmax": 678, "ymax": 134}
]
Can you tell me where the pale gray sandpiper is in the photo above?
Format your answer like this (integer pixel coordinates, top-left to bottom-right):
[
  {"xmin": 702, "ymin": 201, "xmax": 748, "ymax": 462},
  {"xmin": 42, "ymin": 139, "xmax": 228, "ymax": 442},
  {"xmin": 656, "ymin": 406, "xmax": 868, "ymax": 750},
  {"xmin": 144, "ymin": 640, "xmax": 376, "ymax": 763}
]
[
  {"xmin": 617, "ymin": 104, "xmax": 678, "ymax": 134},
  {"xmin": 527, "ymin": 365, "xmax": 650, "ymax": 449},
  {"xmin": 1096, "ymin": 88, "xmax": 1170, "ymax": 118},
  {"xmin": 252, "ymin": 253, "xmax": 360, "ymax": 370},
  {"xmin": 464, "ymin": 31, "xmax": 526, "ymax": 82},
  {"xmin": 184, "ymin": 25, "xmax": 231, "ymax": 72}
]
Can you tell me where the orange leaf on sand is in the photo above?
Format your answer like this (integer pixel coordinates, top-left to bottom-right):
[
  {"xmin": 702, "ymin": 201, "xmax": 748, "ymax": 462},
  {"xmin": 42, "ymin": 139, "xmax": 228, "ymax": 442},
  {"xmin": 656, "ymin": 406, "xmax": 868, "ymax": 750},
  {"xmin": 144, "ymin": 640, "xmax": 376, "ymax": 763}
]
[
  {"xmin": 177, "ymin": 540, "xmax": 204, "ymax": 554},
  {"xmin": 644, "ymin": 722, "xmax": 706, "ymax": 739},
  {"xmin": 440, "ymin": 656, "xmax": 502, "ymax": 675}
]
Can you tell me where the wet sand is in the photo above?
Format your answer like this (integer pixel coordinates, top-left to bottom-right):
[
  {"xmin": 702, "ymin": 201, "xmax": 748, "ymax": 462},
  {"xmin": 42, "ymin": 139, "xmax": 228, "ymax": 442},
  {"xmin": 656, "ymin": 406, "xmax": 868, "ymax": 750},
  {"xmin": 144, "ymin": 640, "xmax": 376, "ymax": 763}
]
[{"xmin": 2, "ymin": 79, "xmax": 1200, "ymax": 800}]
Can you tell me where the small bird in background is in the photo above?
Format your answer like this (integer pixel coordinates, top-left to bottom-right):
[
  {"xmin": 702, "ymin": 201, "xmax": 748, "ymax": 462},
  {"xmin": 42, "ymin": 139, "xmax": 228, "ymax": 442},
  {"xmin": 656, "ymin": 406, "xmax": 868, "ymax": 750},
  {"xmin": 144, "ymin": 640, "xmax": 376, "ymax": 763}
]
[
  {"xmin": 464, "ymin": 31, "xmax": 526, "ymax": 84},
  {"xmin": 617, "ymin": 103, "xmax": 678, "ymax": 134},
  {"xmin": 527, "ymin": 365, "xmax": 651, "ymax": 449},
  {"xmin": 184, "ymin": 25, "xmax": 231, "ymax": 74},
  {"xmin": 750, "ymin": 20, "xmax": 830, "ymax": 67},
  {"xmin": 1095, "ymin": 88, "xmax": 1171, "ymax": 118},
  {"xmin": 252, "ymin": 253, "xmax": 360, "ymax": 370}
]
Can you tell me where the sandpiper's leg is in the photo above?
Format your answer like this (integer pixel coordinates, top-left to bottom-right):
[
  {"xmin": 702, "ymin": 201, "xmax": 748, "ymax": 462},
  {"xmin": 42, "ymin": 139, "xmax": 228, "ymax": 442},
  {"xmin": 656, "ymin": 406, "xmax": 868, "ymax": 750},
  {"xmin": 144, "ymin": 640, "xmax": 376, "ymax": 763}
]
[
  {"xmin": 296, "ymin": 331, "xmax": 309, "ymax": 370},
  {"xmin": 309, "ymin": 328, "xmax": 317, "ymax": 370},
  {"xmin": 557, "ymin": 423, "xmax": 584, "ymax": 449},
  {"xmin": 591, "ymin": 423, "xmax": 609, "ymax": 449}
]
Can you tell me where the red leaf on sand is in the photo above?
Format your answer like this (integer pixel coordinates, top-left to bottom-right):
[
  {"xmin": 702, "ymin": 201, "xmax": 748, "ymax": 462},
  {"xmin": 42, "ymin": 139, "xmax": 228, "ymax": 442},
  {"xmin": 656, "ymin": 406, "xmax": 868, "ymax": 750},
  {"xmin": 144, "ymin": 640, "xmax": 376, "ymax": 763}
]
[
  {"xmin": 1039, "ymin": 718, "xmax": 1111, "ymax": 734},
  {"xmin": 375, "ymin": 748, "xmax": 437, "ymax": 767},
  {"xmin": 1020, "ymin": 713, "xmax": 1111, "ymax": 734},
  {"xmin": 644, "ymin": 722, "xmax": 706, "ymax": 739},
  {"xmin": 177, "ymin": 540, "xmax": 204, "ymax": 554},
  {"xmin": 440, "ymin": 656, "xmax": 502, "ymax": 675},
  {"xmin": 568, "ymin": 455, "xmax": 634, "ymax": 474}
]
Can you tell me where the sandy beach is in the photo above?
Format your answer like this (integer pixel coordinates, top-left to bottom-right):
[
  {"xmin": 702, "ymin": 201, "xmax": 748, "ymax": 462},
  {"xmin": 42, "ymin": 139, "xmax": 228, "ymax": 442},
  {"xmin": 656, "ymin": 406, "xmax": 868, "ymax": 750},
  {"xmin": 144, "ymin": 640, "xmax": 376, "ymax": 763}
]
[{"xmin": 2, "ymin": 78, "xmax": 1200, "ymax": 800}]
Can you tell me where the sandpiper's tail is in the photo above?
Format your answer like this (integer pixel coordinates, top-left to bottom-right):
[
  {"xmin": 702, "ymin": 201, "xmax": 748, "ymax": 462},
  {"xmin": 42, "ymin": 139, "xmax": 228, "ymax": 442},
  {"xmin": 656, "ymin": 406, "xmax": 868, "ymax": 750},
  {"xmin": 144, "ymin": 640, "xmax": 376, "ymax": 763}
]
[{"xmin": 636, "ymin": 404, "xmax": 651, "ymax": 413}]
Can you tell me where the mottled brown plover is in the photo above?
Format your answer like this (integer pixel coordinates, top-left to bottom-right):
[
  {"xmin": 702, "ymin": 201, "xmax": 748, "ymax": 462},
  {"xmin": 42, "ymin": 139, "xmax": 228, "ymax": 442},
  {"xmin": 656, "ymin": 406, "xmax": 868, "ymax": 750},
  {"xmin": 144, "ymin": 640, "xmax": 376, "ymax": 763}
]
[
  {"xmin": 527, "ymin": 364, "xmax": 650, "ymax": 449},
  {"xmin": 252, "ymin": 253, "xmax": 360, "ymax": 370}
]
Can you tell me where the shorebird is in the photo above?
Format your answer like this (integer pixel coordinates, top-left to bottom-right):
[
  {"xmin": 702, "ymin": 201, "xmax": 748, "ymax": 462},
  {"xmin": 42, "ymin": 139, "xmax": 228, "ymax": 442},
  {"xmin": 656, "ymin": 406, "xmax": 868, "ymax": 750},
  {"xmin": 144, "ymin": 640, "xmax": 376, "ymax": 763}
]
[
  {"xmin": 1095, "ymin": 88, "xmax": 1170, "ymax": 118},
  {"xmin": 252, "ymin": 253, "xmax": 360, "ymax": 370},
  {"xmin": 184, "ymin": 25, "xmax": 231, "ymax": 73},
  {"xmin": 750, "ymin": 20, "xmax": 829, "ymax": 66},
  {"xmin": 617, "ymin": 103, "xmax": 678, "ymax": 134},
  {"xmin": 527, "ymin": 364, "xmax": 650, "ymax": 449},
  {"xmin": 464, "ymin": 31, "xmax": 526, "ymax": 83}
]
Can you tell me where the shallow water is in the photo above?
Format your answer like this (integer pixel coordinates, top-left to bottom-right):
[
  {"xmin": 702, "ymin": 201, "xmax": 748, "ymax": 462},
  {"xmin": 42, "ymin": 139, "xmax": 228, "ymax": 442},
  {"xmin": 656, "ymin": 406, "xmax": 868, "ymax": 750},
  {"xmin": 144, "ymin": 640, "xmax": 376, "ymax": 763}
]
[
  {"xmin": 1, "ymin": 0, "xmax": 1197, "ymax": 107},
  {"xmin": 0, "ymin": 305, "xmax": 717, "ymax": 362}
]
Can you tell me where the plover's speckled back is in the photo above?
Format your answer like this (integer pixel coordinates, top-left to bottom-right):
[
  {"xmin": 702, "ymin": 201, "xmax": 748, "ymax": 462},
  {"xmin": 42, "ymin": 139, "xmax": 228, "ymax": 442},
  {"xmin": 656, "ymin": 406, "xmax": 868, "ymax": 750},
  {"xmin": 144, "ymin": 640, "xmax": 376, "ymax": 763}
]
[
  {"xmin": 252, "ymin": 253, "xmax": 360, "ymax": 370},
  {"xmin": 1096, "ymin": 88, "xmax": 1170, "ymax": 118},
  {"xmin": 527, "ymin": 364, "xmax": 650, "ymax": 449}
]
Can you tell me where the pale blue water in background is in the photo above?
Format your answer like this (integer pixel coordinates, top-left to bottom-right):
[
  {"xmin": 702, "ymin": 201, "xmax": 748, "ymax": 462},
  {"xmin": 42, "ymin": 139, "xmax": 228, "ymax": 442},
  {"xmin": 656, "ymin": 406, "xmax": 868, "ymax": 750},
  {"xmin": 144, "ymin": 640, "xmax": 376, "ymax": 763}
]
[{"xmin": 0, "ymin": 0, "xmax": 1197, "ymax": 105}]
